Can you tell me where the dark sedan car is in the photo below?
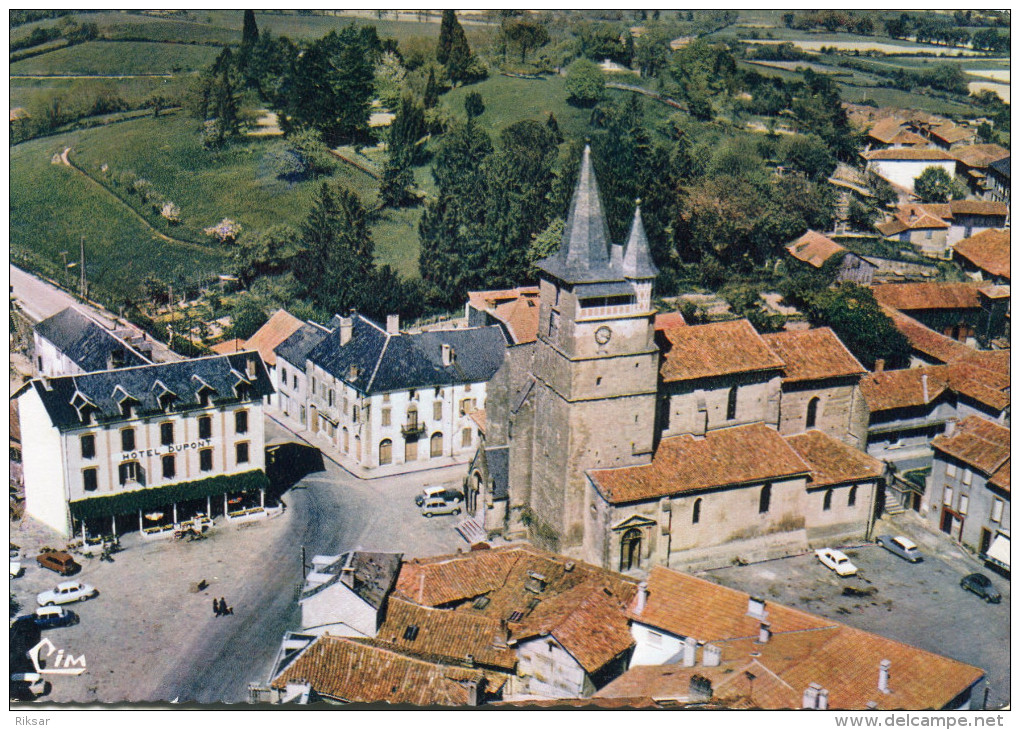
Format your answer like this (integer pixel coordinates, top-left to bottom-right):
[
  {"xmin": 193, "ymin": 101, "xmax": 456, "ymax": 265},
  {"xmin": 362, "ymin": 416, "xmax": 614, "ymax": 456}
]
[
  {"xmin": 32, "ymin": 606, "xmax": 79, "ymax": 629},
  {"xmin": 960, "ymin": 573, "xmax": 1002, "ymax": 603}
]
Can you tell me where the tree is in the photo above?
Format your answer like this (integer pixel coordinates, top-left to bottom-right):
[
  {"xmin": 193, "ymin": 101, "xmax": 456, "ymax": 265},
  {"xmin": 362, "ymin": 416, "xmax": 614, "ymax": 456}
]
[
  {"xmin": 388, "ymin": 94, "xmax": 427, "ymax": 166},
  {"xmin": 565, "ymin": 58, "xmax": 605, "ymax": 107},
  {"xmin": 238, "ymin": 9, "xmax": 259, "ymax": 82},
  {"xmin": 501, "ymin": 19, "xmax": 550, "ymax": 64},
  {"xmin": 545, "ymin": 111, "xmax": 563, "ymax": 144},
  {"xmin": 914, "ymin": 166, "xmax": 956, "ymax": 203},
  {"xmin": 423, "ymin": 66, "xmax": 440, "ymax": 109},
  {"xmin": 464, "ymin": 91, "xmax": 485, "ymax": 120},
  {"xmin": 803, "ymin": 284, "xmax": 911, "ymax": 369},
  {"xmin": 293, "ymin": 183, "xmax": 375, "ymax": 314},
  {"xmin": 232, "ymin": 225, "xmax": 299, "ymax": 286},
  {"xmin": 777, "ymin": 133, "xmax": 836, "ymax": 181},
  {"xmin": 229, "ymin": 295, "xmax": 269, "ymax": 340},
  {"xmin": 437, "ymin": 9, "xmax": 475, "ymax": 82}
]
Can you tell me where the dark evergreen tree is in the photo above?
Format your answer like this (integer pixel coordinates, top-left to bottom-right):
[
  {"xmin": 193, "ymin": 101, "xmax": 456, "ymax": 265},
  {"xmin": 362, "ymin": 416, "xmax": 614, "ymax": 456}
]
[
  {"xmin": 423, "ymin": 66, "xmax": 440, "ymax": 109},
  {"xmin": 436, "ymin": 9, "xmax": 456, "ymax": 65},
  {"xmin": 293, "ymin": 183, "xmax": 375, "ymax": 314},
  {"xmin": 545, "ymin": 111, "xmax": 563, "ymax": 143},
  {"xmin": 388, "ymin": 95, "xmax": 427, "ymax": 166},
  {"xmin": 238, "ymin": 10, "xmax": 260, "ymax": 87},
  {"xmin": 437, "ymin": 9, "xmax": 476, "ymax": 83},
  {"xmin": 464, "ymin": 92, "xmax": 485, "ymax": 120}
]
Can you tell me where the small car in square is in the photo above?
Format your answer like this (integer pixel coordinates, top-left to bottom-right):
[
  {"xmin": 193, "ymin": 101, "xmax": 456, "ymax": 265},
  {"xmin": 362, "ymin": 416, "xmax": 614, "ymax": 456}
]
[
  {"xmin": 35, "ymin": 551, "xmax": 80, "ymax": 576},
  {"xmin": 420, "ymin": 496, "xmax": 462, "ymax": 518},
  {"xmin": 32, "ymin": 606, "xmax": 79, "ymax": 629},
  {"xmin": 37, "ymin": 581, "xmax": 97, "ymax": 606},
  {"xmin": 815, "ymin": 548, "xmax": 858, "ymax": 577},
  {"xmin": 876, "ymin": 535, "xmax": 922, "ymax": 563},
  {"xmin": 960, "ymin": 573, "xmax": 1001, "ymax": 604}
]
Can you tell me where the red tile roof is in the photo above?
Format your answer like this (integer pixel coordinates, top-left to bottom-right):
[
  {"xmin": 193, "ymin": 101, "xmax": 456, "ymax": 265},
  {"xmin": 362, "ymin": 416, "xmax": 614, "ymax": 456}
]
[
  {"xmin": 876, "ymin": 203, "xmax": 951, "ymax": 237},
  {"xmin": 762, "ymin": 327, "xmax": 865, "ymax": 383},
  {"xmin": 872, "ymin": 282, "xmax": 982, "ymax": 312},
  {"xmin": 659, "ymin": 319, "xmax": 784, "ymax": 382},
  {"xmin": 882, "ymin": 307, "xmax": 974, "ymax": 364},
  {"xmin": 863, "ymin": 148, "xmax": 957, "ymax": 161},
  {"xmin": 589, "ymin": 424, "xmax": 810, "ymax": 504},
  {"xmin": 989, "ymin": 460, "xmax": 1010, "ymax": 493},
  {"xmin": 867, "ymin": 117, "xmax": 911, "ymax": 144},
  {"xmin": 954, "ymin": 229, "xmax": 1010, "ymax": 281},
  {"xmin": 952, "ymin": 144, "xmax": 1010, "ymax": 169},
  {"xmin": 932, "ymin": 416, "xmax": 1010, "ymax": 479},
  {"xmin": 270, "ymin": 634, "xmax": 490, "ymax": 705},
  {"xmin": 786, "ymin": 430, "xmax": 885, "ymax": 488},
  {"xmin": 467, "ymin": 287, "xmax": 541, "ymax": 344},
  {"xmin": 210, "ymin": 338, "xmax": 247, "ymax": 355},
  {"xmin": 945, "ymin": 359, "xmax": 1011, "ymax": 412},
  {"xmin": 948, "ymin": 199, "xmax": 1009, "ymax": 217},
  {"xmin": 786, "ymin": 230, "xmax": 846, "ymax": 268},
  {"xmin": 468, "ymin": 409, "xmax": 486, "ymax": 434},
  {"xmin": 244, "ymin": 309, "xmax": 305, "ymax": 366},
  {"xmin": 928, "ymin": 124, "xmax": 976, "ymax": 145},
  {"xmin": 609, "ymin": 567, "xmax": 985, "ymax": 710},
  {"xmin": 859, "ymin": 367, "xmax": 950, "ymax": 413},
  {"xmin": 653, "ymin": 311, "xmax": 687, "ymax": 331}
]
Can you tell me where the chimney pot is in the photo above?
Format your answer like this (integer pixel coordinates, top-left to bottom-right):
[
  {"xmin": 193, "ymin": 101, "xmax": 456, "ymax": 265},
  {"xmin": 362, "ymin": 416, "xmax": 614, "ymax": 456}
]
[
  {"xmin": 339, "ymin": 317, "xmax": 353, "ymax": 346},
  {"xmin": 682, "ymin": 636, "xmax": 697, "ymax": 667},
  {"xmin": 441, "ymin": 343, "xmax": 455, "ymax": 367},
  {"xmin": 873, "ymin": 358, "xmax": 885, "ymax": 373},
  {"xmin": 757, "ymin": 622, "xmax": 771, "ymax": 644},
  {"xmin": 747, "ymin": 596, "xmax": 767, "ymax": 619},
  {"xmin": 386, "ymin": 314, "xmax": 400, "ymax": 334},
  {"xmin": 703, "ymin": 644, "xmax": 721, "ymax": 667},
  {"xmin": 636, "ymin": 581, "xmax": 648, "ymax": 614},
  {"xmin": 921, "ymin": 373, "xmax": 929, "ymax": 402},
  {"xmin": 878, "ymin": 659, "xmax": 891, "ymax": 694},
  {"xmin": 817, "ymin": 688, "xmax": 829, "ymax": 710}
]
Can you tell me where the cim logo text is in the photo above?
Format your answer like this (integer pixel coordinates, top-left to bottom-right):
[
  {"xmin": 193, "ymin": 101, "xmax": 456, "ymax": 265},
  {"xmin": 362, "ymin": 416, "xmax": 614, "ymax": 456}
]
[{"xmin": 29, "ymin": 637, "xmax": 87, "ymax": 676}]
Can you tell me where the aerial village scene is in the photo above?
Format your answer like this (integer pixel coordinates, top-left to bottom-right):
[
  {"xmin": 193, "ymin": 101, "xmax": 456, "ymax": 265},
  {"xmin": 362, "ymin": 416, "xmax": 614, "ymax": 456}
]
[{"xmin": 7, "ymin": 8, "xmax": 1011, "ymax": 715}]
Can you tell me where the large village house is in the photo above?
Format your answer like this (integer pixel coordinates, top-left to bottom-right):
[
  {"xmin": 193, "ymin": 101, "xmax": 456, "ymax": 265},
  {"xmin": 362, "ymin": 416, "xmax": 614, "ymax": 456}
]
[
  {"xmin": 953, "ymin": 228, "xmax": 1010, "ymax": 286},
  {"xmin": 33, "ymin": 306, "xmax": 153, "ymax": 377}
]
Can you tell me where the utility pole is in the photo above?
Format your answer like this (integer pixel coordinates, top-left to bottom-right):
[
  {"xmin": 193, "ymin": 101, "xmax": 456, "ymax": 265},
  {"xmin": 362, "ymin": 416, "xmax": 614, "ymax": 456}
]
[
  {"xmin": 59, "ymin": 251, "xmax": 69, "ymax": 287},
  {"xmin": 79, "ymin": 236, "xmax": 86, "ymax": 300}
]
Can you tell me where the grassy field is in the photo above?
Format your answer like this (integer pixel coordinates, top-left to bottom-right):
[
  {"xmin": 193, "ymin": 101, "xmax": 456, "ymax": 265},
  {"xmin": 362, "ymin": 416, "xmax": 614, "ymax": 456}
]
[
  {"xmin": 10, "ymin": 134, "xmax": 227, "ymax": 303},
  {"xmin": 10, "ymin": 40, "xmax": 219, "ymax": 75}
]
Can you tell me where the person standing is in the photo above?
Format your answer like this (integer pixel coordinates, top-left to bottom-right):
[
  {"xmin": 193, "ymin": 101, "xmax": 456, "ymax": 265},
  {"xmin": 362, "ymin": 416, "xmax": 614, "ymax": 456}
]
[{"xmin": 213, "ymin": 597, "xmax": 221, "ymax": 616}]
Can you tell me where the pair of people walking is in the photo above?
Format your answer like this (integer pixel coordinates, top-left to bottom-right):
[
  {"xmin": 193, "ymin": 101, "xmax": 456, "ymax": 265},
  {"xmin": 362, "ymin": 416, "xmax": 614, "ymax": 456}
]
[{"xmin": 212, "ymin": 597, "xmax": 233, "ymax": 616}]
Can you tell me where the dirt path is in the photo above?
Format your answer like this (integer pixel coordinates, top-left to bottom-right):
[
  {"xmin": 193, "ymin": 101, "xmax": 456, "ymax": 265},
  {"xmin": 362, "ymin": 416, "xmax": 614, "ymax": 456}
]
[{"xmin": 56, "ymin": 147, "xmax": 214, "ymax": 252}]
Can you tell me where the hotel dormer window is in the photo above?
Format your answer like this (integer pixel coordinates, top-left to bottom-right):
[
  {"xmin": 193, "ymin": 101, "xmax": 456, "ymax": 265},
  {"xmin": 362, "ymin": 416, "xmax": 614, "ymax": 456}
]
[{"xmin": 121, "ymin": 401, "xmax": 135, "ymax": 418}]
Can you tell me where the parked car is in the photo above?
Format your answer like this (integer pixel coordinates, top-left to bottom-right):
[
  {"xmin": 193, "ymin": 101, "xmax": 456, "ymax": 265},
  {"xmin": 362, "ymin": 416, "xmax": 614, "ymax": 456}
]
[
  {"xmin": 815, "ymin": 548, "xmax": 858, "ymax": 577},
  {"xmin": 10, "ymin": 672, "xmax": 47, "ymax": 698},
  {"xmin": 37, "ymin": 581, "xmax": 97, "ymax": 606},
  {"xmin": 420, "ymin": 496, "xmax": 462, "ymax": 518},
  {"xmin": 960, "ymin": 573, "xmax": 1002, "ymax": 604},
  {"xmin": 415, "ymin": 486, "xmax": 463, "ymax": 508},
  {"xmin": 876, "ymin": 535, "xmax": 922, "ymax": 563},
  {"xmin": 36, "ymin": 551, "xmax": 80, "ymax": 576},
  {"xmin": 32, "ymin": 606, "xmax": 79, "ymax": 629},
  {"xmin": 10, "ymin": 559, "xmax": 22, "ymax": 578}
]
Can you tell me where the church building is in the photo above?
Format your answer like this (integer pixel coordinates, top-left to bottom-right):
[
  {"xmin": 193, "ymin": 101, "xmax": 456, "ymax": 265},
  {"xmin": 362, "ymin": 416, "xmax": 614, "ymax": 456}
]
[{"xmin": 469, "ymin": 147, "xmax": 881, "ymax": 571}]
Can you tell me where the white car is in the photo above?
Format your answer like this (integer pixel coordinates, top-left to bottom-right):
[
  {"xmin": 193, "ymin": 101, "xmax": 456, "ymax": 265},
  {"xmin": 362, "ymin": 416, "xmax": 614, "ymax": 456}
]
[
  {"xmin": 11, "ymin": 672, "xmax": 46, "ymax": 697},
  {"xmin": 10, "ymin": 559, "xmax": 23, "ymax": 578},
  {"xmin": 37, "ymin": 581, "xmax": 97, "ymax": 606},
  {"xmin": 815, "ymin": 548, "xmax": 858, "ymax": 577}
]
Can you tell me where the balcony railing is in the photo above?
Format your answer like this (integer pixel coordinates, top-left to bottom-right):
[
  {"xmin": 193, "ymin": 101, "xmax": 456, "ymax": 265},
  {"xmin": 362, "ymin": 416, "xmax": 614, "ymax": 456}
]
[{"xmin": 401, "ymin": 421, "xmax": 426, "ymax": 437}]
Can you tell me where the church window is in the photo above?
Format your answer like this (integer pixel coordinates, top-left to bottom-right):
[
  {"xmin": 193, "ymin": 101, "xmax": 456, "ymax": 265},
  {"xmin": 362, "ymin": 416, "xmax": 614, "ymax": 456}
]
[
  {"xmin": 549, "ymin": 310, "xmax": 560, "ymax": 338},
  {"xmin": 806, "ymin": 397, "xmax": 820, "ymax": 429},
  {"xmin": 620, "ymin": 529, "xmax": 642, "ymax": 571},
  {"xmin": 823, "ymin": 489, "xmax": 833, "ymax": 511},
  {"xmin": 692, "ymin": 498, "xmax": 702, "ymax": 524},
  {"xmin": 596, "ymin": 377, "xmax": 602, "ymax": 387},
  {"xmin": 726, "ymin": 386, "xmax": 738, "ymax": 421},
  {"xmin": 848, "ymin": 486, "xmax": 857, "ymax": 507},
  {"xmin": 758, "ymin": 483, "xmax": 772, "ymax": 514}
]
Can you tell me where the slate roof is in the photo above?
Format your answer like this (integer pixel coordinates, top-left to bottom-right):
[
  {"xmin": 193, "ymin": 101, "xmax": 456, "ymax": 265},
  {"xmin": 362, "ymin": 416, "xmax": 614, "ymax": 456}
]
[
  {"xmin": 340, "ymin": 551, "xmax": 403, "ymax": 611},
  {"xmin": 989, "ymin": 156, "xmax": 1010, "ymax": 180},
  {"xmin": 762, "ymin": 328, "xmax": 866, "ymax": 383},
  {"xmin": 484, "ymin": 446, "xmax": 509, "ymax": 500},
  {"xmin": 34, "ymin": 307, "xmax": 151, "ymax": 373},
  {"xmin": 952, "ymin": 143, "xmax": 1010, "ymax": 169},
  {"xmin": 588, "ymin": 424, "xmax": 811, "ymax": 504},
  {"xmin": 274, "ymin": 321, "xmax": 331, "ymax": 368},
  {"xmin": 872, "ymin": 282, "xmax": 982, "ymax": 312},
  {"xmin": 932, "ymin": 416, "xmax": 1010, "ymax": 479},
  {"xmin": 270, "ymin": 634, "xmax": 489, "ymax": 705},
  {"xmin": 243, "ymin": 309, "xmax": 305, "ymax": 366},
  {"xmin": 306, "ymin": 315, "xmax": 506, "ymax": 395},
  {"xmin": 954, "ymin": 228, "xmax": 1010, "ymax": 281},
  {"xmin": 659, "ymin": 320, "xmax": 784, "ymax": 383},
  {"xmin": 786, "ymin": 230, "xmax": 846, "ymax": 268},
  {"xmin": 537, "ymin": 145, "xmax": 657, "ymax": 285},
  {"xmin": 612, "ymin": 566, "xmax": 984, "ymax": 710},
  {"xmin": 374, "ymin": 596, "xmax": 517, "ymax": 671},
  {"xmin": 20, "ymin": 353, "xmax": 274, "ymax": 431},
  {"xmin": 786, "ymin": 430, "xmax": 885, "ymax": 488}
]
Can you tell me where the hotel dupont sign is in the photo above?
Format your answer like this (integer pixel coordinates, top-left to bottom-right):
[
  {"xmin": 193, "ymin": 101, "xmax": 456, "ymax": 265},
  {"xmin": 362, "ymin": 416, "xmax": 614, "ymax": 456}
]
[{"xmin": 121, "ymin": 438, "xmax": 213, "ymax": 461}]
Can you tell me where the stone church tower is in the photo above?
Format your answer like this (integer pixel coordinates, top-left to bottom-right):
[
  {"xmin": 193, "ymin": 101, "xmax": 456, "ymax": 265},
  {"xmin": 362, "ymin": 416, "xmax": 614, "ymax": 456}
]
[{"xmin": 506, "ymin": 146, "xmax": 660, "ymax": 555}]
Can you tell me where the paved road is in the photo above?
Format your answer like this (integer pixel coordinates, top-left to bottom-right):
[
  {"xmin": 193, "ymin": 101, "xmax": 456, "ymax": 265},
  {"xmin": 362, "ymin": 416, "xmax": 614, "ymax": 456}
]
[
  {"xmin": 10, "ymin": 264, "xmax": 180, "ymax": 362},
  {"xmin": 704, "ymin": 528, "xmax": 1011, "ymax": 709}
]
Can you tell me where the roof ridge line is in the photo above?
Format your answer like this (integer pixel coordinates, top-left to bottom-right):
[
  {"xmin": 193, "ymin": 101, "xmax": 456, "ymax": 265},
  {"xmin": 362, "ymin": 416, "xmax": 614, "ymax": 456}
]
[{"xmin": 365, "ymin": 331, "xmax": 391, "ymax": 392}]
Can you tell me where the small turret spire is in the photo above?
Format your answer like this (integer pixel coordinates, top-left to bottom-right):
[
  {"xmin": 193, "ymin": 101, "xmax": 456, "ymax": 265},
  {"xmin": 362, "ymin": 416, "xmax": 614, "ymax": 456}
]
[{"xmin": 622, "ymin": 200, "xmax": 658, "ymax": 280}]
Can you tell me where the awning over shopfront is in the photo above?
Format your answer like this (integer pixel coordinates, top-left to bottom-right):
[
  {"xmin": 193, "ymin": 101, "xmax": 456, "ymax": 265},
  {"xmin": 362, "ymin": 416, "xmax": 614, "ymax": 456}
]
[
  {"xmin": 984, "ymin": 533, "xmax": 1010, "ymax": 571},
  {"xmin": 69, "ymin": 470, "xmax": 270, "ymax": 521}
]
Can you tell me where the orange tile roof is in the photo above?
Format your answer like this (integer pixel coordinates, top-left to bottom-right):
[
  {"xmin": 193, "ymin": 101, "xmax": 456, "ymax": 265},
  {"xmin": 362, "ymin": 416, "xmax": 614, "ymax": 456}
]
[
  {"xmin": 786, "ymin": 230, "xmax": 846, "ymax": 268},
  {"xmin": 786, "ymin": 430, "xmax": 885, "ymax": 488},
  {"xmin": 948, "ymin": 200, "xmax": 1009, "ymax": 217},
  {"xmin": 611, "ymin": 567, "xmax": 985, "ymax": 710},
  {"xmin": 244, "ymin": 309, "xmax": 305, "ymax": 366},
  {"xmin": 872, "ymin": 282, "xmax": 982, "ymax": 311},
  {"xmin": 882, "ymin": 307, "xmax": 974, "ymax": 364},
  {"xmin": 859, "ymin": 367, "xmax": 950, "ymax": 413},
  {"xmin": 877, "ymin": 204, "xmax": 951, "ymax": 237},
  {"xmin": 989, "ymin": 459, "xmax": 1010, "ymax": 493},
  {"xmin": 954, "ymin": 229, "xmax": 1010, "ymax": 281},
  {"xmin": 512, "ymin": 582, "xmax": 635, "ymax": 674},
  {"xmin": 928, "ymin": 124, "xmax": 976, "ymax": 145},
  {"xmin": 952, "ymin": 143, "xmax": 1010, "ymax": 168},
  {"xmin": 863, "ymin": 148, "xmax": 956, "ymax": 161},
  {"xmin": 210, "ymin": 338, "xmax": 246, "ymax": 355},
  {"xmin": 945, "ymin": 359, "xmax": 1011, "ymax": 412},
  {"xmin": 653, "ymin": 311, "xmax": 687, "ymax": 331},
  {"xmin": 932, "ymin": 416, "xmax": 1010, "ymax": 478},
  {"xmin": 659, "ymin": 319, "xmax": 784, "ymax": 382},
  {"xmin": 762, "ymin": 327, "xmax": 865, "ymax": 382},
  {"xmin": 270, "ymin": 634, "xmax": 489, "ymax": 705},
  {"xmin": 589, "ymin": 424, "xmax": 810, "ymax": 504},
  {"xmin": 467, "ymin": 287, "xmax": 541, "ymax": 344},
  {"xmin": 468, "ymin": 408, "xmax": 486, "ymax": 434},
  {"xmin": 868, "ymin": 117, "xmax": 910, "ymax": 144},
  {"xmin": 374, "ymin": 597, "xmax": 516, "ymax": 671}
]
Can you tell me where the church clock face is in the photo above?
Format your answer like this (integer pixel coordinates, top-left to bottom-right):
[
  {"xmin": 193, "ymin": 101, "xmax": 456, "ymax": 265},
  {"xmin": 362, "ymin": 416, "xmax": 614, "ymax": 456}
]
[{"xmin": 594, "ymin": 326, "xmax": 612, "ymax": 346}]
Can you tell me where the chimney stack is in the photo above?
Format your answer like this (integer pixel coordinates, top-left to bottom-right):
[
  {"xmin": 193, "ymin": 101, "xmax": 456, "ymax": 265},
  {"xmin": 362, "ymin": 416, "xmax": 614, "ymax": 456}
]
[
  {"xmin": 682, "ymin": 636, "xmax": 697, "ymax": 667},
  {"xmin": 921, "ymin": 374, "xmax": 929, "ymax": 402},
  {"xmin": 873, "ymin": 358, "xmax": 885, "ymax": 373},
  {"xmin": 339, "ymin": 317, "xmax": 353, "ymax": 346},
  {"xmin": 635, "ymin": 581, "xmax": 648, "ymax": 615},
  {"xmin": 703, "ymin": 644, "xmax": 721, "ymax": 667},
  {"xmin": 747, "ymin": 596, "xmax": 767, "ymax": 619},
  {"xmin": 386, "ymin": 314, "xmax": 399, "ymax": 334},
  {"xmin": 441, "ymin": 343, "xmax": 455, "ymax": 367},
  {"xmin": 817, "ymin": 688, "xmax": 829, "ymax": 710},
  {"xmin": 878, "ymin": 659, "xmax": 891, "ymax": 694},
  {"xmin": 945, "ymin": 419, "xmax": 957, "ymax": 436},
  {"xmin": 802, "ymin": 683, "xmax": 820, "ymax": 709},
  {"xmin": 757, "ymin": 622, "xmax": 771, "ymax": 644}
]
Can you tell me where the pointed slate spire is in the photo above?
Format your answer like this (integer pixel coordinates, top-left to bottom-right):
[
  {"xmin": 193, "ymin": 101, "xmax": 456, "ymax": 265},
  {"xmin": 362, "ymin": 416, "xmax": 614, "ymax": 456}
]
[
  {"xmin": 562, "ymin": 145, "xmax": 611, "ymax": 269},
  {"xmin": 622, "ymin": 199, "xmax": 658, "ymax": 279}
]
